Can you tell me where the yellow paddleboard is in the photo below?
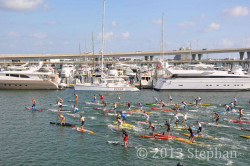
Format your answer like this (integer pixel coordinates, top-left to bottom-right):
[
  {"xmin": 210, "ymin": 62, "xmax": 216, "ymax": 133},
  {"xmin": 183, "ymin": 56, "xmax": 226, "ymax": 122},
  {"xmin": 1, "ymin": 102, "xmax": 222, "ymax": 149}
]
[
  {"xmin": 131, "ymin": 109, "xmax": 151, "ymax": 114},
  {"xmin": 113, "ymin": 121, "xmax": 135, "ymax": 128},
  {"xmin": 109, "ymin": 124, "xmax": 132, "ymax": 130},
  {"xmin": 239, "ymin": 135, "xmax": 250, "ymax": 138},
  {"xmin": 174, "ymin": 137, "xmax": 210, "ymax": 146},
  {"xmin": 180, "ymin": 133, "xmax": 217, "ymax": 139}
]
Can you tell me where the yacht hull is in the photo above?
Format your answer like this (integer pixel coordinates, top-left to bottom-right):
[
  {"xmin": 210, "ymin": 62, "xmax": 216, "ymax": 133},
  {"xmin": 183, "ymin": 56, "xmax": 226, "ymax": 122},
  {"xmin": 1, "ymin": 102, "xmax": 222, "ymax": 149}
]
[
  {"xmin": 74, "ymin": 84, "xmax": 139, "ymax": 92},
  {"xmin": 0, "ymin": 80, "xmax": 60, "ymax": 90},
  {"xmin": 154, "ymin": 78, "xmax": 250, "ymax": 91}
]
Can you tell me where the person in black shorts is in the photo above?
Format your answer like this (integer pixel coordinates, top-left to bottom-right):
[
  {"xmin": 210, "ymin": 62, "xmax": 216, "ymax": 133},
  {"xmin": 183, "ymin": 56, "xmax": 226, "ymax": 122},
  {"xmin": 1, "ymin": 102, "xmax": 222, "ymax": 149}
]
[
  {"xmin": 188, "ymin": 126, "xmax": 194, "ymax": 143},
  {"xmin": 165, "ymin": 120, "xmax": 171, "ymax": 136},
  {"xmin": 213, "ymin": 113, "xmax": 220, "ymax": 126}
]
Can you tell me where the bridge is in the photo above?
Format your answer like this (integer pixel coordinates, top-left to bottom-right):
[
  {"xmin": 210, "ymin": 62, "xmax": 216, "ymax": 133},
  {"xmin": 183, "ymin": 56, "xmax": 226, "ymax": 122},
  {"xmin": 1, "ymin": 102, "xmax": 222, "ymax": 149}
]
[{"xmin": 0, "ymin": 47, "xmax": 250, "ymax": 60}]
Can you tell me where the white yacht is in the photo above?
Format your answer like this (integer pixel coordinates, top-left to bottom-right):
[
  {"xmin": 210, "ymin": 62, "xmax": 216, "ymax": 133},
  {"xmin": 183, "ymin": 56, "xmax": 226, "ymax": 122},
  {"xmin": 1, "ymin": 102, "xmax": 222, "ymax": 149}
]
[
  {"xmin": 0, "ymin": 64, "xmax": 63, "ymax": 90},
  {"xmin": 154, "ymin": 64, "xmax": 250, "ymax": 91},
  {"xmin": 74, "ymin": 77, "xmax": 139, "ymax": 92}
]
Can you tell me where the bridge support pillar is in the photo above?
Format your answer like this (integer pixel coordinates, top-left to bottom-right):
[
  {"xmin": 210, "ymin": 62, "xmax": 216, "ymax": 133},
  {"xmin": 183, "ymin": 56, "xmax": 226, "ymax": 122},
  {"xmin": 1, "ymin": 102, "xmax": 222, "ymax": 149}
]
[
  {"xmin": 192, "ymin": 54, "xmax": 196, "ymax": 60},
  {"xmin": 198, "ymin": 54, "xmax": 203, "ymax": 60},
  {"xmin": 247, "ymin": 52, "xmax": 250, "ymax": 59},
  {"xmin": 145, "ymin": 56, "xmax": 149, "ymax": 61},
  {"xmin": 150, "ymin": 56, "xmax": 154, "ymax": 61},
  {"xmin": 240, "ymin": 52, "xmax": 245, "ymax": 60}
]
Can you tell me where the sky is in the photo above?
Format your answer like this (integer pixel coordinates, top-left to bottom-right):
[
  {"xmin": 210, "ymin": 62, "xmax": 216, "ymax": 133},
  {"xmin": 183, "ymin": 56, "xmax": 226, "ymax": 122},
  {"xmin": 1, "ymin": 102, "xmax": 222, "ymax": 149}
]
[{"xmin": 0, "ymin": 0, "xmax": 250, "ymax": 59}]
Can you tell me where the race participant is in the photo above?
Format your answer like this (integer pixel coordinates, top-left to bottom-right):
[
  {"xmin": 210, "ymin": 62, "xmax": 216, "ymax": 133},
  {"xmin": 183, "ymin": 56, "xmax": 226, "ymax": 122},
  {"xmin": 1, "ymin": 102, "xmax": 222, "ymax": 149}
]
[
  {"xmin": 127, "ymin": 101, "xmax": 131, "ymax": 112},
  {"xmin": 144, "ymin": 112, "xmax": 149, "ymax": 123},
  {"xmin": 238, "ymin": 108, "xmax": 243, "ymax": 122},
  {"xmin": 174, "ymin": 114, "xmax": 179, "ymax": 127},
  {"xmin": 113, "ymin": 102, "xmax": 117, "ymax": 115},
  {"xmin": 188, "ymin": 126, "xmax": 194, "ymax": 143},
  {"xmin": 182, "ymin": 113, "xmax": 187, "ymax": 128},
  {"xmin": 93, "ymin": 95, "xmax": 97, "ymax": 103},
  {"xmin": 182, "ymin": 101, "xmax": 187, "ymax": 111},
  {"xmin": 161, "ymin": 100, "xmax": 166, "ymax": 109},
  {"xmin": 32, "ymin": 97, "xmax": 36, "ymax": 109},
  {"xmin": 153, "ymin": 96, "xmax": 158, "ymax": 104},
  {"xmin": 57, "ymin": 113, "xmax": 65, "ymax": 126},
  {"xmin": 165, "ymin": 120, "xmax": 171, "ymax": 136},
  {"xmin": 74, "ymin": 94, "xmax": 78, "ymax": 105},
  {"xmin": 138, "ymin": 102, "xmax": 143, "ymax": 111},
  {"xmin": 147, "ymin": 122, "xmax": 156, "ymax": 135},
  {"xmin": 169, "ymin": 95, "xmax": 173, "ymax": 105},
  {"xmin": 99, "ymin": 94, "xmax": 104, "ymax": 104},
  {"xmin": 122, "ymin": 129, "xmax": 129, "ymax": 147},
  {"xmin": 80, "ymin": 115, "xmax": 85, "ymax": 129},
  {"xmin": 195, "ymin": 121, "xmax": 202, "ymax": 137},
  {"xmin": 233, "ymin": 96, "xmax": 237, "ymax": 106},
  {"xmin": 120, "ymin": 112, "xmax": 126, "ymax": 124},
  {"xmin": 213, "ymin": 113, "xmax": 220, "ymax": 126},
  {"xmin": 73, "ymin": 105, "xmax": 79, "ymax": 117},
  {"xmin": 57, "ymin": 97, "xmax": 63, "ymax": 111}
]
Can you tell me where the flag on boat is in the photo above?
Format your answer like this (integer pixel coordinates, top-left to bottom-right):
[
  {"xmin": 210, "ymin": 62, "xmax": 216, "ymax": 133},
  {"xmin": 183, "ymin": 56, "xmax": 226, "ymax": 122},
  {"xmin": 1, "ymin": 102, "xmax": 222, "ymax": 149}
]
[{"xmin": 156, "ymin": 64, "xmax": 162, "ymax": 69}]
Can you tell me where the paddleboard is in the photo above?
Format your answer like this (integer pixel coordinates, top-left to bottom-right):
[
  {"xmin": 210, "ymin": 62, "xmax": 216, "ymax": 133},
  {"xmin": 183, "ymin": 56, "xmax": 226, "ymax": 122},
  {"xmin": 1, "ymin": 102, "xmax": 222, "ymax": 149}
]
[
  {"xmin": 223, "ymin": 119, "xmax": 250, "ymax": 123},
  {"xmin": 180, "ymin": 133, "xmax": 217, "ymax": 139},
  {"xmin": 241, "ymin": 128, "xmax": 250, "ymax": 131},
  {"xmin": 93, "ymin": 107, "xmax": 113, "ymax": 112},
  {"xmin": 174, "ymin": 137, "xmax": 210, "ymax": 146},
  {"xmin": 50, "ymin": 122, "xmax": 74, "ymax": 127},
  {"xmin": 189, "ymin": 103, "xmax": 210, "ymax": 106},
  {"xmin": 108, "ymin": 141, "xmax": 140, "ymax": 148},
  {"xmin": 146, "ymin": 103, "xmax": 162, "ymax": 106},
  {"xmin": 66, "ymin": 113, "xmax": 81, "ymax": 118},
  {"xmin": 238, "ymin": 135, "xmax": 250, "ymax": 138},
  {"xmin": 101, "ymin": 112, "xmax": 115, "ymax": 116},
  {"xmin": 50, "ymin": 104, "xmax": 68, "ymax": 107},
  {"xmin": 149, "ymin": 133, "xmax": 177, "ymax": 138},
  {"xmin": 108, "ymin": 124, "xmax": 132, "ymax": 130},
  {"xmin": 132, "ymin": 121, "xmax": 148, "ymax": 124},
  {"xmin": 85, "ymin": 102, "xmax": 103, "ymax": 105},
  {"xmin": 131, "ymin": 109, "xmax": 151, "ymax": 113},
  {"xmin": 151, "ymin": 107, "xmax": 174, "ymax": 111},
  {"xmin": 25, "ymin": 107, "xmax": 42, "ymax": 111},
  {"xmin": 113, "ymin": 121, "xmax": 135, "ymax": 128},
  {"xmin": 47, "ymin": 109, "xmax": 72, "ymax": 112},
  {"xmin": 171, "ymin": 126, "xmax": 195, "ymax": 130},
  {"xmin": 139, "ymin": 135, "xmax": 176, "ymax": 139},
  {"xmin": 72, "ymin": 126, "xmax": 94, "ymax": 133}
]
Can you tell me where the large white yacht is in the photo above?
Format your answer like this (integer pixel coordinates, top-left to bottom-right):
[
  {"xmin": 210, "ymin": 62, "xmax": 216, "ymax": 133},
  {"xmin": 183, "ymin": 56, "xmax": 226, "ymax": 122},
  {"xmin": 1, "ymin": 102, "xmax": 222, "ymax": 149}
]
[
  {"xmin": 154, "ymin": 64, "xmax": 250, "ymax": 91},
  {"xmin": 74, "ymin": 77, "xmax": 139, "ymax": 92},
  {"xmin": 0, "ymin": 63, "xmax": 63, "ymax": 90}
]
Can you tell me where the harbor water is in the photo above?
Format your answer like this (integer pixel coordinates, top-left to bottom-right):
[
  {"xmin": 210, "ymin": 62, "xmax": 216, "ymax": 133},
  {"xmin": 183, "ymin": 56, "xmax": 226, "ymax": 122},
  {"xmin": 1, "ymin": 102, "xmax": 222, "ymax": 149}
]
[{"xmin": 0, "ymin": 89, "xmax": 249, "ymax": 166}]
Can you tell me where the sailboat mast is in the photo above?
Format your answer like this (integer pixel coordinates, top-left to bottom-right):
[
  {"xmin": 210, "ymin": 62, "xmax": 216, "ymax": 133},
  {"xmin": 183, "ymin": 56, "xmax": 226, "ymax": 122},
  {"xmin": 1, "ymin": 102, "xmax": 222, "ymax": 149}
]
[
  {"xmin": 161, "ymin": 13, "xmax": 164, "ymax": 61},
  {"xmin": 101, "ymin": 0, "xmax": 105, "ymax": 73},
  {"xmin": 92, "ymin": 32, "xmax": 95, "ymax": 69}
]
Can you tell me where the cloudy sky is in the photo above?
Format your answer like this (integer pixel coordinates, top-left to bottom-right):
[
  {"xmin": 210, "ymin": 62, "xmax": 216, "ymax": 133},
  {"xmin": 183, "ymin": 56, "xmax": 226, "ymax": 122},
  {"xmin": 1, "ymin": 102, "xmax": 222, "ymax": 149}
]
[{"xmin": 0, "ymin": 0, "xmax": 250, "ymax": 59}]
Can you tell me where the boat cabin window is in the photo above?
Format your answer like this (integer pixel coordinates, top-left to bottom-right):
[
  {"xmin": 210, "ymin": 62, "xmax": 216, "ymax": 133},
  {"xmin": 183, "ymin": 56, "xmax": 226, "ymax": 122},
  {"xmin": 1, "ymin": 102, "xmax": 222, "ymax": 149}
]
[
  {"xmin": 20, "ymin": 75, "xmax": 29, "ymax": 78},
  {"xmin": 10, "ymin": 74, "xmax": 19, "ymax": 77}
]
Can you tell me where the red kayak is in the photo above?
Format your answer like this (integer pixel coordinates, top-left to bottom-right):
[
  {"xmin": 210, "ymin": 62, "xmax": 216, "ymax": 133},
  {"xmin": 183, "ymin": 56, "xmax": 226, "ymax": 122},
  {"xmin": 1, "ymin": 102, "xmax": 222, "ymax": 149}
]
[
  {"xmin": 223, "ymin": 119, "xmax": 250, "ymax": 123},
  {"xmin": 151, "ymin": 107, "xmax": 174, "ymax": 111},
  {"xmin": 241, "ymin": 128, "xmax": 250, "ymax": 131},
  {"xmin": 139, "ymin": 135, "xmax": 176, "ymax": 139},
  {"xmin": 149, "ymin": 133, "xmax": 176, "ymax": 138}
]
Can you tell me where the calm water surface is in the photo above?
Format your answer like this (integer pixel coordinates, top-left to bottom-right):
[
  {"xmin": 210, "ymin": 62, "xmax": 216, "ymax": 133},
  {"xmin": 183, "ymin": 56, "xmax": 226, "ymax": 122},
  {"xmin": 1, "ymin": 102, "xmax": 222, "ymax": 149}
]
[{"xmin": 0, "ymin": 89, "xmax": 249, "ymax": 166}]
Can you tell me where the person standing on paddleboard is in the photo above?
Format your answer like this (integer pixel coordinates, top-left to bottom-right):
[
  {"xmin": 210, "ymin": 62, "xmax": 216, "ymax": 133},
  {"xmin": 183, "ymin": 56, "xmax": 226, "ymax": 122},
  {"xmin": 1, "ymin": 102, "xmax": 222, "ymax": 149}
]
[
  {"xmin": 182, "ymin": 101, "xmax": 187, "ymax": 111},
  {"xmin": 231, "ymin": 102, "xmax": 234, "ymax": 111},
  {"xmin": 234, "ymin": 96, "xmax": 237, "ymax": 107},
  {"xmin": 147, "ymin": 122, "xmax": 156, "ymax": 134},
  {"xmin": 99, "ymin": 94, "xmax": 104, "ymax": 104},
  {"xmin": 113, "ymin": 102, "xmax": 117, "ymax": 115},
  {"xmin": 127, "ymin": 101, "xmax": 131, "ymax": 112},
  {"xmin": 182, "ymin": 113, "xmax": 187, "ymax": 128},
  {"xmin": 169, "ymin": 95, "xmax": 173, "ymax": 105},
  {"xmin": 120, "ymin": 112, "xmax": 126, "ymax": 124},
  {"xmin": 80, "ymin": 115, "xmax": 85, "ymax": 129},
  {"xmin": 188, "ymin": 125, "xmax": 194, "ymax": 143},
  {"xmin": 174, "ymin": 114, "xmax": 179, "ymax": 127},
  {"xmin": 195, "ymin": 121, "xmax": 202, "ymax": 137},
  {"xmin": 57, "ymin": 97, "xmax": 63, "ymax": 111},
  {"xmin": 161, "ymin": 100, "xmax": 165, "ymax": 109},
  {"xmin": 238, "ymin": 108, "xmax": 243, "ymax": 122},
  {"xmin": 122, "ymin": 129, "xmax": 129, "ymax": 147},
  {"xmin": 153, "ymin": 96, "xmax": 158, "ymax": 104},
  {"xmin": 144, "ymin": 112, "xmax": 149, "ymax": 123},
  {"xmin": 93, "ymin": 95, "xmax": 97, "ymax": 103},
  {"xmin": 117, "ymin": 95, "xmax": 121, "ymax": 102},
  {"xmin": 32, "ymin": 97, "xmax": 36, "ymax": 109},
  {"xmin": 74, "ymin": 94, "xmax": 78, "ymax": 106},
  {"xmin": 73, "ymin": 105, "xmax": 79, "ymax": 117},
  {"xmin": 116, "ymin": 116, "xmax": 122, "ymax": 130},
  {"xmin": 139, "ymin": 102, "xmax": 143, "ymax": 111},
  {"xmin": 165, "ymin": 120, "xmax": 171, "ymax": 136},
  {"xmin": 213, "ymin": 113, "xmax": 220, "ymax": 126},
  {"xmin": 57, "ymin": 113, "xmax": 65, "ymax": 126},
  {"xmin": 103, "ymin": 102, "xmax": 107, "ymax": 111}
]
